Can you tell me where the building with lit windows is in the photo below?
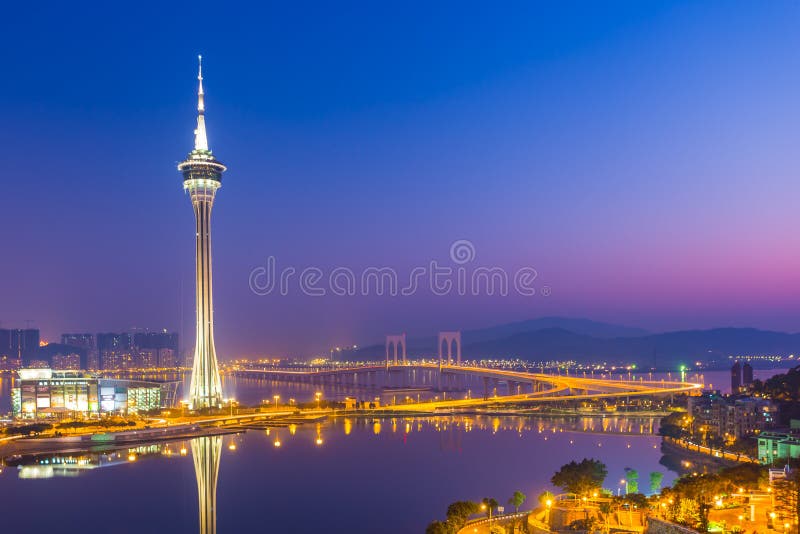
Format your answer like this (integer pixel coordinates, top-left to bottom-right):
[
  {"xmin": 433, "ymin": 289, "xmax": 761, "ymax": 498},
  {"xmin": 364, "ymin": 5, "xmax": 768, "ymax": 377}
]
[
  {"xmin": 51, "ymin": 352, "xmax": 81, "ymax": 370},
  {"xmin": 0, "ymin": 328, "xmax": 40, "ymax": 364},
  {"xmin": 61, "ymin": 333, "xmax": 98, "ymax": 370},
  {"xmin": 688, "ymin": 391, "xmax": 775, "ymax": 441},
  {"xmin": 11, "ymin": 369, "xmax": 179, "ymax": 419},
  {"xmin": 97, "ymin": 332, "xmax": 133, "ymax": 370},
  {"xmin": 758, "ymin": 429, "xmax": 800, "ymax": 465}
]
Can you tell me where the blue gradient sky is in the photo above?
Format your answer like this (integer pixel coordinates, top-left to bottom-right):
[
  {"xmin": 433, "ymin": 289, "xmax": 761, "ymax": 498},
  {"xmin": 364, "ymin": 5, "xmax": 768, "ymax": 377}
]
[{"xmin": 1, "ymin": 2, "xmax": 798, "ymax": 356}]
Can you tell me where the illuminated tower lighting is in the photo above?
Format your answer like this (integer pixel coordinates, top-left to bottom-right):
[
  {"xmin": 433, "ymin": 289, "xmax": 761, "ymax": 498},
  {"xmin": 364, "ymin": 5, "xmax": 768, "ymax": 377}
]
[{"xmin": 179, "ymin": 55, "xmax": 227, "ymax": 409}]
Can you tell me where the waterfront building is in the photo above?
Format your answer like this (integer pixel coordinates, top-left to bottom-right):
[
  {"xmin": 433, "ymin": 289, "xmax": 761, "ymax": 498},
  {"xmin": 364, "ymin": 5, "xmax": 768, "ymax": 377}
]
[
  {"xmin": 52, "ymin": 352, "xmax": 81, "ymax": 370},
  {"xmin": 758, "ymin": 430, "xmax": 800, "ymax": 464},
  {"xmin": 0, "ymin": 355, "xmax": 21, "ymax": 371},
  {"xmin": 62, "ymin": 333, "xmax": 98, "ymax": 370},
  {"xmin": 742, "ymin": 362, "xmax": 754, "ymax": 386},
  {"xmin": 178, "ymin": 56, "xmax": 227, "ymax": 409},
  {"xmin": 0, "ymin": 328, "xmax": 40, "ymax": 364},
  {"xmin": 133, "ymin": 332, "xmax": 179, "ymax": 369},
  {"xmin": 137, "ymin": 348, "xmax": 158, "ymax": 369},
  {"xmin": 11, "ymin": 368, "xmax": 179, "ymax": 419},
  {"xmin": 731, "ymin": 360, "xmax": 742, "ymax": 392},
  {"xmin": 158, "ymin": 348, "xmax": 177, "ymax": 368},
  {"xmin": 97, "ymin": 333, "xmax": 133, "ymax": 370},
  {"xmin": 725, "ymin": 397, "xmax": 775, "ymax": 437},
  {"xmin": 688, "ymin": 391, "xmax": 775, "ymax": 442}
]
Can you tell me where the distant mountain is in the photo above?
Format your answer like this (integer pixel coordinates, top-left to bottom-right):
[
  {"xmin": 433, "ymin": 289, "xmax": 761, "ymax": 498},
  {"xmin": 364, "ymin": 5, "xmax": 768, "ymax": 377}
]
[
  {"xmin": 461, "ymin": 317, "xmax": 648, "ymax": 343},
  {"xmin": 341, "ymin": 320, "xmax": 800, "ymax": 368},
  {"xmin": 462, "ymin": 327, "xmax": 800, "ymax": 368},
  {"xmin": 343, "ymin": 316, "xmax": 647, "ymax": 361}
]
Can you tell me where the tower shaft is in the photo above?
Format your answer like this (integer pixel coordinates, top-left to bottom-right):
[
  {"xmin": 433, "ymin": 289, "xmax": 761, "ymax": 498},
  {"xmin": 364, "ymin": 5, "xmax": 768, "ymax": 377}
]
[{"xmin": 188, "ymin": 182, "xmax": 222, "ymax": 408}]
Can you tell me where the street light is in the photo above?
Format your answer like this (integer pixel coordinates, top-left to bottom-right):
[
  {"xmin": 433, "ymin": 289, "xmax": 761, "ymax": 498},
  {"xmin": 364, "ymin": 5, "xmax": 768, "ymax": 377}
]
[
  {"xmin": 546, "ymin": 499, "xmax": 552, "ymax": 524},
  {"xmin": 315, "ymin": 391, "xmax": 322, "ymax": 410},
  {"xmin": 273, "ymin": 395, "xmax": 280, "ymax": 410}
]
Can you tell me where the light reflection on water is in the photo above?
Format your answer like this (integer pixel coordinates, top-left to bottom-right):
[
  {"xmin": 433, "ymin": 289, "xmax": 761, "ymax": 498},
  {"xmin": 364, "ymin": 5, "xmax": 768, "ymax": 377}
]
[
  {"xmin": 0, "ymin": 367, "xmax": 789, "ymax": 533},
  {"xmin": 1, "ymin": 414, "xmax": 674, "ymax": 534}
]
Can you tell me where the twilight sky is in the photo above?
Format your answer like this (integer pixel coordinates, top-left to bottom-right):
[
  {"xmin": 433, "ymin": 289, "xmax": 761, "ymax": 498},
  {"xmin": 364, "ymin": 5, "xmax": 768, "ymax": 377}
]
[{"xmin": 0, "ymin": 1, "xmax": 798, "ymax": 357}]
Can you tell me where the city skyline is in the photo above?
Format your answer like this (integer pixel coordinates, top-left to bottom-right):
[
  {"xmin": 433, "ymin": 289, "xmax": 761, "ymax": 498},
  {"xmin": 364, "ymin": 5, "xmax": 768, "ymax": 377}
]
[{"xmin": 0, "ymin": 2, "xmax": 798, "ymax": 356}]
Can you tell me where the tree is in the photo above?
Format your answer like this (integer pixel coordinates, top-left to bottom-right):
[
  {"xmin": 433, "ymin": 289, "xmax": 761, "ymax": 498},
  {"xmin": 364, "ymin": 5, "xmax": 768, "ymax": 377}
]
[
  {"xmin": 425, "ymin": 520, "xmax": 454, "ymax": 534},
  {"xmin": 509, "ymin": 490, "xmax": 527, "ymax": 513},
  {"xmin": 551, "ymin": 459, "xmax": 608, "ymax": 497},
  {"xmin": 719, "ymin": 463, "xmax": 765, "ymax": 489},
  {"xmin": 649, "ymin": 472, "xmax": 664, "ymax": 495},
  {"xmin": 598, "ymin": 501, "xmax": 614, "ymax": 534},
  {"xmin": 482, "ymin": 497, "xmax": 499, "ymax": 519},
  {"xmin": 671, "ymin": 473, "xmax": 727, "ymax": 531},
  {"xmin": 624, "ymin": 468, "xmax": 639, "ymax": 494},
  {"xmin": 490, "ymin": 526, "xmax": 507, "ymax": 534},
  {"xmin": 658, "ymin": 411, "xmax": 688, "ymax": 439},
  {"xmin": 674, "ymin": 498, "xmax": 701, "ymax": 528},
  {"xmin": 446, "ymin": 501, "xmax": 480, "ymax": 530}
]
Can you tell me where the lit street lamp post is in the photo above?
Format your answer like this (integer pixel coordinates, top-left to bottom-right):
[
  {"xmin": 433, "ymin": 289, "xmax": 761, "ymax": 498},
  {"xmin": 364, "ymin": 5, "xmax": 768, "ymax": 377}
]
[{"xmin": 273, "ymin": 395, "xmax": 280, "ymax": 411}]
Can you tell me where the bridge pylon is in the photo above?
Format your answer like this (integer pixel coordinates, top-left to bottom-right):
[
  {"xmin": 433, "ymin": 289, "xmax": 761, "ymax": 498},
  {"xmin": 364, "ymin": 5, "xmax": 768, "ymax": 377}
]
[
  {"xmin": 385, "ymin": 333, "xmax": 407, "ymax": 366},
  {"xmin": 438, "ymin": 331, "xmax": 461, "ymax": 367}
]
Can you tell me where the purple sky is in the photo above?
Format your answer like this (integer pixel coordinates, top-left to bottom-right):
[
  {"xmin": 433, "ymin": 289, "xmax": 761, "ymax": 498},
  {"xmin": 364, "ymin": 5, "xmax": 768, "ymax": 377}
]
[{"xmin": 0, "ymin": 2, "xmax": 798, "ymax": 356}]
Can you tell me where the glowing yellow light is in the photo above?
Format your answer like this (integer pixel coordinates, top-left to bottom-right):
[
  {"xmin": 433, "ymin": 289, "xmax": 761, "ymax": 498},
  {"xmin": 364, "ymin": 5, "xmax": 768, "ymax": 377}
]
[{"xmin": 127, "ymin": 453, "xmax": 137, "ymax": 462}]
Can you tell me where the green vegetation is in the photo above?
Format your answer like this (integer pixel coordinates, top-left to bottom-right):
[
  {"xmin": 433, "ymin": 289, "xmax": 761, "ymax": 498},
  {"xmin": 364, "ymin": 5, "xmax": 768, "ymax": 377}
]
[
  {"xmin": 750, "ymin": 365, "xmax": 800, "ymax": 402},
  {"xmin": 658, "ymin": 411, "xmax": 687, "ymax": 439},
  {"xmin": 508, "ymin": 490, "xmax": 526, "ymax": 513},
  {"xmin": 649, "ymin": 471, "xmax": 663, "ymax": 494},
  {"xmin": 624, "ymin": 468, "xmax": 639, "ymax": 494},
  {"xmin": 446, "ymin": 501, "xmax": 480, "ymax": 529},
  {"xmin": 659, "ymin": 463, "xmax": 770, "ymax": 531},
  {"xmin": 482, "ymin": 497, "xmax": 500, "ymax": 519},
  {"xmin": 551, "ymin": 458, "xmax": 608, "ymax": 496},
  {"xmin": 4, "ymin": 422, "xmax": 53, "ymax": 436},
  {"xmin": 425, "ymin": 500, "xmax": 480, "ymax": 534}
]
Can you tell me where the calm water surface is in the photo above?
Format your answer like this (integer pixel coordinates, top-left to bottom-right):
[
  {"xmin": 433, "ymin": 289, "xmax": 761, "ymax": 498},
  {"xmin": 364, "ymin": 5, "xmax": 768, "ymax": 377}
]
[
  {"xmin": 1, "ymin": 414, "xmax": 671, "ymax": 534},
  {"xmin": 0, "ymin": 367, "xmax": 788, "ymax": 533}
]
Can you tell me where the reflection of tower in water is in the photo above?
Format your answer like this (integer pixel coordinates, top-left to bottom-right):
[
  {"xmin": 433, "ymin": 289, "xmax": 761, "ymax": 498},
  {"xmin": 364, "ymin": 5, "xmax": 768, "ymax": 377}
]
[{"xmin": 191, "ymin": 435, "xmax": 223, "ymax": 534}]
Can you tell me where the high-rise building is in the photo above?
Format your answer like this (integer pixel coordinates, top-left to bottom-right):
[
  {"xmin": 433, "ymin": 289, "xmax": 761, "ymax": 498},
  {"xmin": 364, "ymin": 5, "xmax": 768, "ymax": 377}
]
[
  {"xmin": 97, "ymin": 333, "xmax": 133, "ymax": 371},
  {"xmin": 731, "ymin": 360, "xmax": 741, "ymax": 392},
  {"xmin": 137, "ymin": 348, "xmax": 158, "ymax": 369},
  {"xmin": 742, "ymin": 362, "xmax": 754, "ymax": 386},
  {"xmin": 133, "ymin": 332, "xmax": 179, "ymax": 369},
  {"xmin": 0, "ymin": 329, "xmax": 40, "ymax": 364},
  {"xmin": 52, "ymin": 353, "xmax": 81, "ymax": 370},
  {"xmin": 0, "ymin": 329, "xmax": 10, "ymax": 357},
  {"xmin": 61, "ymin": 333, "xmax": 98, "ymax": 370},
  {"xmin": 178, "ymin": 56, "xmax": 226, "ymax": 409},
  {"xmin": 158, "ymin": 348, "xmax": 177, "ymax": 369}
]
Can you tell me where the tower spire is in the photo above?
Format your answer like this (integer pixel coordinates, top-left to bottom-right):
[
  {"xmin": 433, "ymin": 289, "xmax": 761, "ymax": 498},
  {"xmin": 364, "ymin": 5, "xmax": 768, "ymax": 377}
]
[{"xmin": 194, "ymin": 54, "xmax": 209, "ymax": 151}]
